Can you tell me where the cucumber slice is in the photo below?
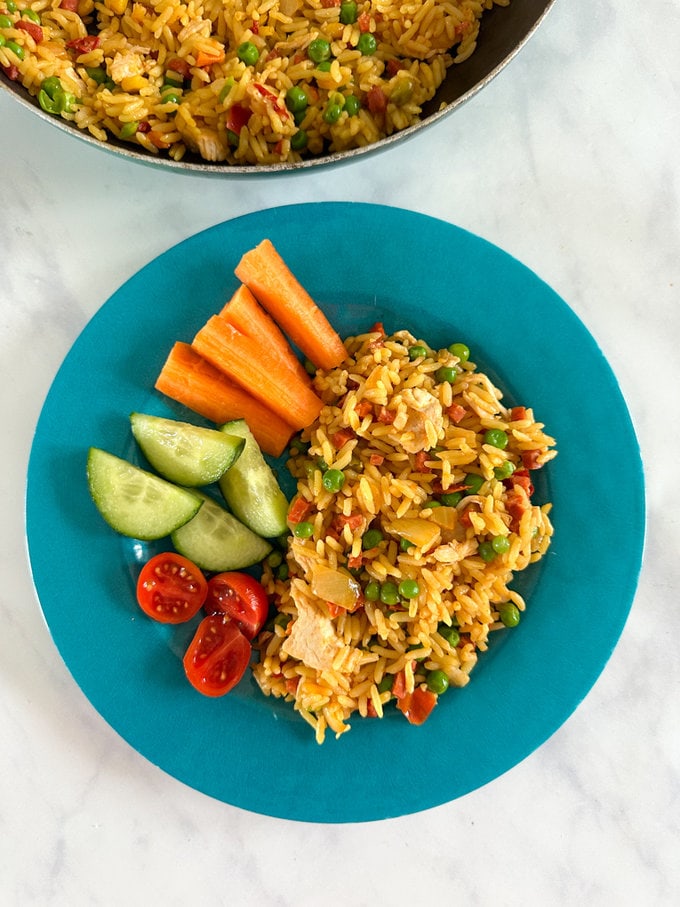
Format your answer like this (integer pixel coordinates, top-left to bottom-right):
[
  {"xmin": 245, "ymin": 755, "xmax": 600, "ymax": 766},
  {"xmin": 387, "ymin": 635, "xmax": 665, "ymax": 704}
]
[
  {"xmin": 218, "ymin": 420, "xmax": 289, "ymax": 538},
  {"xmin": 171, "ymin": 492, "xmax": 272, "ymax": 572},
  {"xmin": 130, "ymin": 412, "xmax": 245, "ymax": 487},
  {"xmin": 87, "ymin": 448, "xmax": 202, "ymax": 540}
]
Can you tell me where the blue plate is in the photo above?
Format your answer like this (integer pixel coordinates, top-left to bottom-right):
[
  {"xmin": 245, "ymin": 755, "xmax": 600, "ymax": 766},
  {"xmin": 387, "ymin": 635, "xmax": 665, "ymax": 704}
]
[{"xmin": 26, "ymin": 203, "xmax": 645, "ymax": 823}]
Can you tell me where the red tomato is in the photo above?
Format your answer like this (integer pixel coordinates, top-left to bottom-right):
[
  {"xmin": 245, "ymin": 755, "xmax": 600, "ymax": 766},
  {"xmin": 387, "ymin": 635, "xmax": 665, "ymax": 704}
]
[
  {"xmin": 397, "ymin": 687, "xmax": 437, "ymax": 725},
  {"xmin": 136, "ymin": 553, "xmax": 208, "ymax": 624},
  {"xmin": 183, "ymin": 614, "xmax": 251, "ymax": 697},
  {"xmin": 204, "ymin": 572, "xmax": 269, "ymax": 640}
]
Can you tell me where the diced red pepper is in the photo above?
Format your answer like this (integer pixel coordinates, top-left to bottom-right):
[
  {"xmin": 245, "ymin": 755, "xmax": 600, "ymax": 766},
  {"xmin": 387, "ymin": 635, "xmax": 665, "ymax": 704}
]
[
  {"xmin": 508, "ymin": 469, "xmax": 534, "ymax": 496},
  {"xmin": 66, "ymin": 34, "xmax": 100, "ymax": 53},
  {"xmin": 369, "ymin": 453, "xmax": 384, "ymax": 466},
  {"xmin": 251, "ymin": 19, "xmax": 259, "ymax": 33},
  {"xmin": 252, "ymin": 82, "xmax": 289, "ymax": 118},
  {"xmin": 325, "ymin": 602, "xmax": 341, "ymax": 618},
  {"xmin": 391, "ymin": 670, "xmax": 407, "ymax": 700},
  {"xmin": 285, "ymin": 676, "xmax": 299, "ymax": 694},
  {"xmin": 366, "ymin": 699, "xmax": 378, "ymax": 718},
  {"xmin": 167, "ymin": 57, "xmax": 191, "ymax": 79},
  {"xmin": 330, "ymin": 513, "xmax": 364, "ymax": 535},
  {"xmin": 137, "ymin": 121, "xmax": 151, "ymax": 133},
  {"xmin": 226, "ymin": 102, "xmax": 251, "ymax": 135},
  {"xmin": 355, "ymin": 401, "xmax": 373, "ymax": 419},
  {"xmin": 397, "ymin": 687, "xmax": 437, "ymax": 725},
  {"xmin": 366, "ymin": 86, "xmax": 388, "ymax": 116},
  {"xmin": 358, "ymin": 11, "xmax": 371, "ymax": 32},
  {"xmin": 505, "ymin": 488, "xmax": 529, "ymax": 532},
  {"xmin": 414, "ymin": 451, "xmax": 431, "ymax": 472},
  {"xmin": 376, "ymin": 406, "xmax": 395, "ymax": 424},
  {"xmin": 386, "ymin": 58, "xmax": 405, "ymax": 77},
  {"xmin": 2, "ymin": 62, "xmax": 19, "ymax": 80},
  {"xmin": 331, "ymin": 427, "xmax": 355, "ymax": 448},
  {"xmin": 287, "ymin": 496, "xmax": 313, "ymax": 525},
  {"xmin": 369, "ymin": 321, "xmax": 385, "ymax": 336},
  {"xmin": 147, "ymin": 130, "xmax": 171, "ymax": 149},
  {"xmin": 510, "ymin": 406, "xmax": 527, "ymax": 421},
  {"xmin": 521, "ymin": 449, "xmax": 542, "ymax": 470},
  {"xmin": 447, "ymin": 403, "xmax": 467, "ymax": 423},
  {"xmin": 459, "ymin": 505, "xmax": 477, "ymax": 528},
  {"xmin": 59, "ymin": 0, "xmax": 79, "ymax": 8},
  {"xmin": 16, "ymin": 20, "xmax": 44, "ymax": 43},
  {"xmin": 321, "ymin": 0, "xmax": 341, "ymax": 6}
]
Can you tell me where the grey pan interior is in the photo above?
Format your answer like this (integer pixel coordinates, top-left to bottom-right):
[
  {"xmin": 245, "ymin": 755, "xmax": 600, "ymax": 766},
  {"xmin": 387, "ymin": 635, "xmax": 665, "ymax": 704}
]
[{"xmin": 1, "ymin": 0, "xmax": 555, "ymax": 175}]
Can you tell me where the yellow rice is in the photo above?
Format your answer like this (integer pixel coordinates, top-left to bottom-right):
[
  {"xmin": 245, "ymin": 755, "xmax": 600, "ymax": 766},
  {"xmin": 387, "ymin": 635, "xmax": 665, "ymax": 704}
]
[
  {"xmin": 1, "ymin": 0, "xmax": 509, "ymax": 165},
  {"xmin": 253, "ymin": 327, "xmax": 557, "ymax": 742}
]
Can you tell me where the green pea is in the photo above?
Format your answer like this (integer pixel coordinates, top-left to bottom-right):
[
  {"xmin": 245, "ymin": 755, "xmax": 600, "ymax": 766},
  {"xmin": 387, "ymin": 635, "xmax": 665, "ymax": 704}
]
[
  {"xmin": 304, "ymin": 358, "xmax": 317, "ymax": 376},
  {"xmin": 498, "ymin": 603, "xmax": 521, "ymax": 628},
  {"xmin": 289, "ymin": 436, "xmax": 310, "ymax": 453},
  {"xmin": 493, "ymin": 461, "xmax": 516, "ymax": 480},
  {"xmin": 389, "ymin": 75, "xmax": 414, "ymax": 106},
  {"xmin": 290, "ymin": 128, "xmax": 308, "ymax": 151},
  {"xmin": 86, "ymin": 66, "xmax": 108, "ymax": 85},
  {"xmin": 437, "ymin": 622, "xmax": 460, "ymax": 647},
  {"xmin": 266, "ymin": 550, "xmax": 283, "ymax": 569},
  {"xmin": 435, "ymin": 365, "xmax": 458, "ymax": 384},
  {"xmin": 0, "ymin": 35, "xmax": 6, "ymax": 47},
  {"xmin": 21, "ymin": 8, "xmax": 40, "ymax": 23},
  {"xmin": 398, "ymin": 578, "xmax": 420, "ymax": 599},
  {"xmin": 399, "ymin": 537, "xmax": 413, "ymax": 552},
  {"xmin": 379, "ymin": 582, "xmax": 399, "ymax": 606},
  {"xmin": 357, "ymin": 32, "xmax": 377, "ymax": 55},
  {"xmin": 316, "ymin": 457, "xmax": 328, "ymax": 471},
  {"xmin": 308, "ymin": 37, "xmax": 331, "ymax": 64},
  {"xmin": 426, "ymin": 669, "xmax": 450, "ymax": 695},
  {"xmin": 276, "ymin": 563, "xmax": 289, "ymax": 581},
  {"xmin": 448, "ymin": 342, "xmax": 470, "ymax": 362},
  {"xmin": 408, "ymin": 344, "xmax": 428, "ymax": 360},
  {"xmin": 463, "ymin": 473, "xmax": 484, "ymax": 495},
  {"xmin": 344, "ymin": 93, "xmax": 360, "ymax": 116},
  {"xmin": 316, "ymin": 60, "xmax": 332, "ymax": 72},
  {"xmin": 119, "ymin": 121, "xmax": 139, "ymax": 139},
  {"xmin": 362, "ymin": 528, "xmax": 383, "ymax": 550},
  {"xmin": 227, "ymin": 129, "xmax": 240, "ymax": 146},
  {"xmin": 426, "ymin": 500, "xmax": 442, "ymax": 508},
  {"xmin": 285, "ymin": 85, "xmax": 308, "ymax": 113},
  {"xmin": 293, "ymin": 520, "xmax": 314, "ymax": 539},
  {"xmin": 6, "ymin": 39, "xmax": 24, "ymax": 60},
  {"xmin": 161, "ymin": 90, "xmax": 181, "ymax": 105},
  {"xmin": 59, "ymin": 90, "xmax": 77, "ymax": 113},
  {"xmin": 339, "ymin": 0, "xmax": 357, "ymax": 24},
  {"xmin": 0, "ymin": 13, "xmax": 13, "ymax": 27},
  {"xmin": 377, "ymin": 674, "xmax": 393, "ymax": 694},
  {"xmin": 322, "ymin": 468, "xmax": 345, "ymax": 493},
  {"xmin": 323, "ymin": 102, "xmax": 342, "ymax": 124},
  {"xmin": 38, "ymin": 89, "xmax": 61, "ymax": 115},
  {"xmin": 218, "ymin": 78, "xmax": 235, "ymax": 103},
  {"xmin": 440, "ymin": 491, "xmax": 462, "ymax": 507},
  {"xmin": 478, "ymin": 541, "xmax": 496, "ymax": 562},
  {"xmin": 364, "ymin": 580, "xmax": 380, "ymax": 601},
  {"xmin": 237, "ymin": 41, "xmax": 260, "ymax": 66},
  {"xmin": 41, "ymin": 76, "xmax": 62, "ymax": 100},
  {"xmin": 491, "ymin": 535, "xmax": 510, "ymax": 554},
  {"xmin": 484, "ymin": 428, "xmax": 509, "ymax": 450},
  {"xmin": 6, "ymin": 0, "xmax": 17, "ymax": 12}
]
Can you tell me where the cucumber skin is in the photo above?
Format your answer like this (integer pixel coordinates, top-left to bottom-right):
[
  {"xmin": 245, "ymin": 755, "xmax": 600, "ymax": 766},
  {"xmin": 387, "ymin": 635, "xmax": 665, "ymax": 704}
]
[
  {"xmin": 130, "ymin": 412, "xmax": 245, "ymax": 487},
  {"xmin": 171, "ymin": 492, "xmax": 272, "ymax": 572},
  {"xmin": 218, "ymin": 420, "xmax": 289, "ymax": 538},
  {"xmin": 87, "ymin": 447, "xmax": 202, "ymax": 541}
]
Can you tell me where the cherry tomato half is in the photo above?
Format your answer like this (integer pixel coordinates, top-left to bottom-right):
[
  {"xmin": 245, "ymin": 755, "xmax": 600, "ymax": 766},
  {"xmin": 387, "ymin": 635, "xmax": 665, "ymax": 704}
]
[
  {"xmin": 136, "ymin": 552, "xmax": 208, "ymax": 624},
  {"xmin": 204, "ymin": 572, "xmax": 269, "ymax": 640},
  {"xmin": 183, "ymin": 614, "xmax": 251, "ymax": 697}
]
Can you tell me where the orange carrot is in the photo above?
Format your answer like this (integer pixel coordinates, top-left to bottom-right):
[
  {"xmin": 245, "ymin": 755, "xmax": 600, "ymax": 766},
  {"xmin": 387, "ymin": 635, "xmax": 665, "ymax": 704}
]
[
  {"xmin": 234, "ymin": 239, "xmax": 347, "ymax": 370},
  {"xmin": 155, "ymin": 342, "xmax": 294, "ymax": 457},
  {"xmin": 220, "ymin": 284, "xmax": 311, "ymax": 387},
  {"xmin": 192, "ymin": 317, "xmax": 324, "ymax": 430},
  {"xmin": 195, "ymin": 48, "xmax": 226, "ymax": 68}
]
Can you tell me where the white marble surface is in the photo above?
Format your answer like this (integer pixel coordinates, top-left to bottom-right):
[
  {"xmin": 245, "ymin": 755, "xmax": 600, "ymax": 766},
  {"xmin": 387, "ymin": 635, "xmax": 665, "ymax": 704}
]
[{"xmin": 2, "ymin": 0, "xmax": 679, "ymax": 903}]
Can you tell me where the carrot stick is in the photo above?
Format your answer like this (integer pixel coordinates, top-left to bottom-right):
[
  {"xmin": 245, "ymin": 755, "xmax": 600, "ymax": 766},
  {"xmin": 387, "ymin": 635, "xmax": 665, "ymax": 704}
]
[
  {"xmin": 220, "ymin": 284, "xmax": 311, "ymax": 387},
  {"xmin": 234, "ymin": 239, "xmax": 347, "ymax": 371},
  {"xmin": 192, "ymin": 317, "xmax": 324, "ymax": 430},
  {"xmin": 155, "ymin": 342, "xmax": 294, "ymax": 457}
]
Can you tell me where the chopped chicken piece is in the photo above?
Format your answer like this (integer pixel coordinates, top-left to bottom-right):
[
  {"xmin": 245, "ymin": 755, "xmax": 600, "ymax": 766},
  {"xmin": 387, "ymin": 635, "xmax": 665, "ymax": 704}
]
[
  {"xmin": 282, "ymin": 598, "xmax": 346, "ymax": 672},
  {"xmin": 432, "ymin": 539, "xmax": 478, "ymax": 564},
  {"xmin": 392, "ymin": 387, "xmax": 444, "ymax": 453}
]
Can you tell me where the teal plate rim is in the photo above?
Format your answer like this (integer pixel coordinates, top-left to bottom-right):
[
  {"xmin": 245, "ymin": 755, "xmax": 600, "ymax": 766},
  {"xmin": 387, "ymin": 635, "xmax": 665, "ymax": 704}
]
[{"xmin": 25, "ymin": 202, "xmax": 646, "ymax": 823}]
